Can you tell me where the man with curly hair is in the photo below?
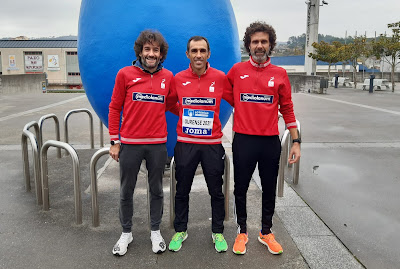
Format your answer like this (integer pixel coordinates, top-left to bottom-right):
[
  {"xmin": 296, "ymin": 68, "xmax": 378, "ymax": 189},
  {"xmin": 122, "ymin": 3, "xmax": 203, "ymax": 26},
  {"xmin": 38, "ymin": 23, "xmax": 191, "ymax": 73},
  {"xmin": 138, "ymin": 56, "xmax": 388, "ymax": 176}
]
[
  {"xmin": 227, "ymin": 21, "xmax": 301, "ymax": 255},
  {"xmin": 108, "ymin": 29, "xmax": 175, "ymax": 256}
]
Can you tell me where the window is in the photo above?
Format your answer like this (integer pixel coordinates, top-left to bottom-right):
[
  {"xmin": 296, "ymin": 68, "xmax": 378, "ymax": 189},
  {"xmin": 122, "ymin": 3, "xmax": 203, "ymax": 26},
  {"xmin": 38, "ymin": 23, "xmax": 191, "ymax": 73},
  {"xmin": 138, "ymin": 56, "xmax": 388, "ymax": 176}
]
[
  {"xmin": 67, "ymin": 51, "xmax": 78, "ymax": 55},
  {"xmin": 68, "ymin": 72, "xmax": 81, "ymax": 76}
]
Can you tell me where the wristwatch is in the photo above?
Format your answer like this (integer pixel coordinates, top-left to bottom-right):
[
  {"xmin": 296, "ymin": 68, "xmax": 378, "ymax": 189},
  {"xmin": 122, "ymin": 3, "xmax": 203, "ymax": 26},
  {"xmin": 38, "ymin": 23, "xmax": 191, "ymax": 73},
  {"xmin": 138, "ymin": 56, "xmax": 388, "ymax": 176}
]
[
  {"xmin": 110, "ymin": 140, "xmax": 120, "ymax": 145},
  {"xmin": 292, "ymin": 138, "xmax": 301, "ymax": 144}
]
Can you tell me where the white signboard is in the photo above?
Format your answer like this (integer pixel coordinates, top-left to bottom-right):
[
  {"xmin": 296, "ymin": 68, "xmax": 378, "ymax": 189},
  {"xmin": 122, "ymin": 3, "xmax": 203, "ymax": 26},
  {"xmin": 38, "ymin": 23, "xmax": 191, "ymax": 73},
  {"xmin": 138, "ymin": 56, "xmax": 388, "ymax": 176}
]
[
  {"xmin": 47, "ymin": 55, "xmax": 60, "ymax": 70},
  {"xmin": 25, "ymin": 55, "xmax": 43, "ymax": 72}
]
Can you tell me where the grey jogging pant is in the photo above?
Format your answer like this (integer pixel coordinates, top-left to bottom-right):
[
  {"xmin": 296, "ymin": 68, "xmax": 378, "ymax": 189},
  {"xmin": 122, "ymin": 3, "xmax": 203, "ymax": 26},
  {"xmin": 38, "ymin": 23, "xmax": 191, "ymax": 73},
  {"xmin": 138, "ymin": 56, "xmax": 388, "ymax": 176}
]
[{"xmin": 119, "ymin": 143, "xmax": 167, "ymax": 232}]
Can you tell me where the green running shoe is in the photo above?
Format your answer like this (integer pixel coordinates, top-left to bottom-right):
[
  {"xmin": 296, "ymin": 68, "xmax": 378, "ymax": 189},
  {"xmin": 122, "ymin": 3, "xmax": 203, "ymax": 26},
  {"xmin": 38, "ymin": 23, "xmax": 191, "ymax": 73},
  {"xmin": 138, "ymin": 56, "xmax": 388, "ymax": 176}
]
[
  {"xmin": 212, "ymin": 233, "xmax": 228, "ymax": 252},
  {"xmin": 168, "ymin": 231, "xmax": 188, "ymax": 252}
]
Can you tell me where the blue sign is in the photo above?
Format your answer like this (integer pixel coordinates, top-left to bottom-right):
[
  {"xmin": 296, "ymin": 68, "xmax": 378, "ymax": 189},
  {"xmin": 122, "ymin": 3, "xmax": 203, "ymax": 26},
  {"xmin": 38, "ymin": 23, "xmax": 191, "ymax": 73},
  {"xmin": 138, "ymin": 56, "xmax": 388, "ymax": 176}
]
[{"xmin": 240, "ymin": 93, "xmax": 274, "ymax": 104}]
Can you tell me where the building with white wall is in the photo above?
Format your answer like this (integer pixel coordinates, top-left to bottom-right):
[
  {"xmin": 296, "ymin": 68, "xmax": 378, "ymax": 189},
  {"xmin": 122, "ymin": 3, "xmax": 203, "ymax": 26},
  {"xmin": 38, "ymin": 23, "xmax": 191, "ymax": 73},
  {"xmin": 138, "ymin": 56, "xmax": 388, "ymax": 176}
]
[{"xmin": 0, "ymin": 40, "xmax": 81, "ymax": 88}]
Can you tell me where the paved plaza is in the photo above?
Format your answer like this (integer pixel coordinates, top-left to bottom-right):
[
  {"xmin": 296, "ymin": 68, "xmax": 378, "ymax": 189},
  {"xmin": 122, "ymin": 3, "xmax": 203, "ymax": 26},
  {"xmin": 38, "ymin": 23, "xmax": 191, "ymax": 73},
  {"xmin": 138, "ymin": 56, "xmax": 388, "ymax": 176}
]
[{"xmin": 1, "ymin": 84, "xmax": 399, "ymax": 268}]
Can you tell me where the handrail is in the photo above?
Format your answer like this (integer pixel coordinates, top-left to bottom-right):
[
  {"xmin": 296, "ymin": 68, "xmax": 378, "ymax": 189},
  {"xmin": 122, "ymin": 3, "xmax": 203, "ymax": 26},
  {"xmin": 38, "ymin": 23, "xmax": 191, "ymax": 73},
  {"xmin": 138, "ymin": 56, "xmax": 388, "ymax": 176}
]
[
  {"xmin": 64, "ymin": 109, "xmax": 94, "ymax": 152},
  {"xmin": 89, "ymin": 147, "xmax": 110, "ymax": 227},
  {"xmin": 277, "ymin": 129, "xmax": 290, "ymax": 197},
  {"xmin": 21, "ymin": 127, "xmax": 42, "ymax": 205},
  {"xmin": 38, "ymin": 114, "xmax": 61, "ymax": 158},
  {"xmin": 169, "ymin": 155, "xmax": 230, "ymax": 227},
  {"xmin": 41, "ymin": 140, "xmax": 82, "ymax": 225}
]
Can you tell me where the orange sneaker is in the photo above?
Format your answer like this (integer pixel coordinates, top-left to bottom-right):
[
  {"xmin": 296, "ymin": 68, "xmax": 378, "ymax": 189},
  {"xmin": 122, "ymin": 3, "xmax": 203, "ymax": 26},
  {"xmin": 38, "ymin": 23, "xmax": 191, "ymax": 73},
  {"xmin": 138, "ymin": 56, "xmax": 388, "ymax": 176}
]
[
  {"xmin": 258, "ymin": 232, "xmax": 283, "ymax": 254},
  {"xmin": 232, "ymin": 233, "xmax": 248, "ymax": 255}
]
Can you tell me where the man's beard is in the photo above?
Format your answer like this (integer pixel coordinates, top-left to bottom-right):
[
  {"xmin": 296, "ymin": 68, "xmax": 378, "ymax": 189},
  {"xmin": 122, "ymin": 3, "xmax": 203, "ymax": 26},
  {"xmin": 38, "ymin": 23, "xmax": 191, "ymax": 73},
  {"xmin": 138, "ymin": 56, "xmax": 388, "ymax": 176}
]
[
  {"xmin": 141, "ymin": 56, "xmax": 160, "ymax": 70},
  {"xmin": 250, "ymin": 49, "xmax": 268, "ymax": 63}
]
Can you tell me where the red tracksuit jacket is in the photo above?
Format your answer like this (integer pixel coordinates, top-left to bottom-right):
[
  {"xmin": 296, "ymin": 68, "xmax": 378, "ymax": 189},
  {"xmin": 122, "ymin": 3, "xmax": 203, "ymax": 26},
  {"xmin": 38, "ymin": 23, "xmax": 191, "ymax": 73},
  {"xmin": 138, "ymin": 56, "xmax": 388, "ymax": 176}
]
[
  {"xmin": 108, "ymin": 64, "xmax": 174, "ymax": 144},
  {"xmin": 227, "ymin": 57, "xmax": 297, "ymax": 136},
  {"xmin": 168, "ymin": 64, "xmax": 232, "ymax": 144}
]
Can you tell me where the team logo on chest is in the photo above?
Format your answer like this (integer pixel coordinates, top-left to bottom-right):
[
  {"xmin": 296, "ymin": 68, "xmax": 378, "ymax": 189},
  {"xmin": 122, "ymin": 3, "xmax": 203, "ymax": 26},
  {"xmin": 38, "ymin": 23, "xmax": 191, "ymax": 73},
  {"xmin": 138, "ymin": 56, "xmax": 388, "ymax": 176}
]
[
  {"xmin": 268, "ymin": 77, "xmax": 275, "ymax": 87},
  {"xmin": 161, "ymin": 78, "xmax": 166, "ymax": 89},
  {"xmin": 209, "ymin": 81, "xmax": 215, "ymax": 92}
]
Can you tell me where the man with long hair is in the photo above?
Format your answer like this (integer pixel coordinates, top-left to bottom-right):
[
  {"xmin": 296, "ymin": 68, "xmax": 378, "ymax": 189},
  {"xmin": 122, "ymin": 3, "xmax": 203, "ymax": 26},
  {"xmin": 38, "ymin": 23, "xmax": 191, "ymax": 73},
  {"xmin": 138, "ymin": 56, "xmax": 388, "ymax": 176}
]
[{"xmin": 227, "ymin": 21, "xmax": 301, "ymax": 255}]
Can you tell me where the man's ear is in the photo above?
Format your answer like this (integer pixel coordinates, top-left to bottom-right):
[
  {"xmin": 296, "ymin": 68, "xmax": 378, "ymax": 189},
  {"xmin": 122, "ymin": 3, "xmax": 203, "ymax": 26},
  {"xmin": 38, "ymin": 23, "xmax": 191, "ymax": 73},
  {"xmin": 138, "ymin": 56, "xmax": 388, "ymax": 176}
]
[
  {"xmin": 186, "ymin": 51, "xmax": 190, "ymax": 59},
  {"xmin": 207, "ymin": 51, "xmax": 211, "ymax": 59}
]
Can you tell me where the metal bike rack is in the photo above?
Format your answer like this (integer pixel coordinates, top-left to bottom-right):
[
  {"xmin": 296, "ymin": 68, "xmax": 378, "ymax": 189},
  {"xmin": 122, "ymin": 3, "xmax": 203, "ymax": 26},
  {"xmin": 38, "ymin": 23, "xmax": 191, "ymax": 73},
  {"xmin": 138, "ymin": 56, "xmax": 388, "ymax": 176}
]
[
  {"xmin": 21, "ymin": 121, "xmax": 42, "ymax": 205},
  {"xmin": 89, "ymin": 147, "xmax": 109, "ymax": 227},
  {"xmin": 99, "ymin": 120, "xmax": 104, "ymax": 148},
  {"xmin": 89, "ymin": 148, "xmax": 152, "ymax": 228},
  {"xmin": 285, "ymin": 119, "xmax": 302, "ymax": 184},
  {"xmin": 41, "ymin": 140, "xmax": 82, "ymax": 225},
  {"xmin": 169, "ymin": 155, "xmax": 230, "ymax": 228},
  {"xmin": 292, "ymin": 120, "xmax": 301, "ymax": 185},
  {"xmin": 64, "ymin": 109, "xmax": 94, "ymax": 153},
  {"xmin": 277, "ymin": 129, "xmax": 290, "ymax": 197},
  {"xmin": 38, "ymin": 114, "xmax": 61, "ymax": 158}
]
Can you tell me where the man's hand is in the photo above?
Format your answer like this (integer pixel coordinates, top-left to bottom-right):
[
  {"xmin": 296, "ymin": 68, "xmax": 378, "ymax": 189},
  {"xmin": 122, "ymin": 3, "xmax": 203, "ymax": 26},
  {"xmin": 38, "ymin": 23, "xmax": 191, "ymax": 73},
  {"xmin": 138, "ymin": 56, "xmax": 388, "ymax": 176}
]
[
  {"xmin": 109, "ymin": 144, "xmax": 121, "ymax": 162},
  {"xmin": 288, "ymin": 143, "xmax": 301, "ymax": 164}
]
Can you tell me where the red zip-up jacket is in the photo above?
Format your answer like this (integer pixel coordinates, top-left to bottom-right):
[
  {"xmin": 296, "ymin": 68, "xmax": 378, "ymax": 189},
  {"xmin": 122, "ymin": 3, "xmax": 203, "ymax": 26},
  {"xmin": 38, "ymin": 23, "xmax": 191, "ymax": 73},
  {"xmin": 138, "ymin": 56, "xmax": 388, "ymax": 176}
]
[
  {"xmin": 168, "ymin": 64, "xmax": 232, "ymax": 144},
  {"xmin": 108, "ymin": 62, "xmax": 174, "ymax": 144},
  {"xmin": 227, "ymin": 57, "xmax": 297, "ymax": 136}
]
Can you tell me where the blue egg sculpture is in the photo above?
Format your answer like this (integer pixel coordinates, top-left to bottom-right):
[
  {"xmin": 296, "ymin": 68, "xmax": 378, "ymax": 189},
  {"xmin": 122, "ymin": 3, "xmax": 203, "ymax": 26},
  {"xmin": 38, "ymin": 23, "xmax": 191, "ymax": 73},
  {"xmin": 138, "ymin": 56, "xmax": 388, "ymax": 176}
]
[{"xmin": 78, "ymin": 0, "xmax": 240, "ymax": 156}]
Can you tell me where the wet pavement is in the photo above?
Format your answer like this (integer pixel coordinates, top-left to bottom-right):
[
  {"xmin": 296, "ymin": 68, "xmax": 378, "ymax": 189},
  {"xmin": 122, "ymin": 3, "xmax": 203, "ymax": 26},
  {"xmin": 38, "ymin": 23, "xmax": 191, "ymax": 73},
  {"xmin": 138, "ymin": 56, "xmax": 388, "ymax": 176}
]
[{"xmin": 2, "ymin": 85, "xmax": 398, "ymax": 268}]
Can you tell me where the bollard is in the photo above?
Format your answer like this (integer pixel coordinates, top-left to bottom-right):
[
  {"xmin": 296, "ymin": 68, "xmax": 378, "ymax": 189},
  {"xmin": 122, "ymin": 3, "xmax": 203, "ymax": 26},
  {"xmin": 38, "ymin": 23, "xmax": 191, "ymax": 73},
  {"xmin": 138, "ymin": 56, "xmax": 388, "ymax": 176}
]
[
  {"xmin": 369, "ymin": 74, "xmax": 375, "ymax": 93},
  {"xmin": 334, "ymin": 74, "xmax": 339, "ymax": 88}
]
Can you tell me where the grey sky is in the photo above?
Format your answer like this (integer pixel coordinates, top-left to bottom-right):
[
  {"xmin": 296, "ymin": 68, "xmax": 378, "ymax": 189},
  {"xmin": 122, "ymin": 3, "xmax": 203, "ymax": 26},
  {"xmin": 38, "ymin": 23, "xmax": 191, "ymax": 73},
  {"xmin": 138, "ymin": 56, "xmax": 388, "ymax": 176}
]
[{"xmin": 0, "ymin": 0, "xmax": 399, "ymax": 41}]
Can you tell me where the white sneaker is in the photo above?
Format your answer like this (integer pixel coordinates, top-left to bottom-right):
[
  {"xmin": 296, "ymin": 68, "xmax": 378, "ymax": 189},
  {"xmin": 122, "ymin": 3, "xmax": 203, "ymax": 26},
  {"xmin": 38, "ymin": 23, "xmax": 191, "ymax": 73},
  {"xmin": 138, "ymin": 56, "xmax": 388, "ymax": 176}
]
[
  {"xmin": 150, "ymin": 230, "xmax": 166, "ymax": 254},
  {"xmin": 112, "ymin": 232, "xmax": 133, "ymax": 256}
]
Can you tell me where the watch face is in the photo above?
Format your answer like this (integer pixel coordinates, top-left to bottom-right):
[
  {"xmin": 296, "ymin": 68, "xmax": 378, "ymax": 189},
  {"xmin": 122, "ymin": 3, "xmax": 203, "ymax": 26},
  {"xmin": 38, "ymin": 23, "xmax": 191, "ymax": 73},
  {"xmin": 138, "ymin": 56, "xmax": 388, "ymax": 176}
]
[{"xmin": 111, "ymin": 141, "xmax": 115, "ymax": 145}]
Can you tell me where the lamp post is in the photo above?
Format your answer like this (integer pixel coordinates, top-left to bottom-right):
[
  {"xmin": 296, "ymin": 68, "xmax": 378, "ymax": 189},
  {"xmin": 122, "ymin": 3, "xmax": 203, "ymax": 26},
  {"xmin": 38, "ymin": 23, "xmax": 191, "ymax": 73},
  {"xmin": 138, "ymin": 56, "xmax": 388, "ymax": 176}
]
[{"xmin": 304, "ymin": 0, "xmax": 328, "ymax": 75}]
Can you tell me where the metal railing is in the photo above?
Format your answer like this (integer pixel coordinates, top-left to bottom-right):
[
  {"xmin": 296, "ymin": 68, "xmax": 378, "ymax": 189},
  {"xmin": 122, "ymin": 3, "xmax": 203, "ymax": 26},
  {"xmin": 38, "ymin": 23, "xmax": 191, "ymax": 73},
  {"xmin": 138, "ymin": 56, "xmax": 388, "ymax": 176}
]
[
  {"xmin": 278, "ymin": 130, "xmax": 290, "ymax": 197},
  {"xmin": 89, "ymin": 147, "xmax": 110, "ymax": 227},
  {"xmin": 64, "ymin": 109, "xmax": 94, "ymax": 152},
  {"xmin": 38, "ymin": 114, "xmax": 61, "ymax": 158},
  {"xmin": 41, "ymin": 140, "xmax": 82, "ymax": 225},
  {"xmin": 21, "ymin": 121, "xmax": 42, "ymax": 205},
  {"xmin": 169, "ymin": 155, "xmax": 230, "ymax": 227}
]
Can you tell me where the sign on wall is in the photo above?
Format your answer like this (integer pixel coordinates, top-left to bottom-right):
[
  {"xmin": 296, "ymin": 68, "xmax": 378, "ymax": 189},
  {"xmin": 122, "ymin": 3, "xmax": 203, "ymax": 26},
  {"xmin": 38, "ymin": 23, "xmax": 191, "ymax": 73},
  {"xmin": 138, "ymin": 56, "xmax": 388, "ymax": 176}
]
[
  {"xmin": 47, "ymin": 55, "xmax": 60, "ymax": 71},
  {"xmin": 25, "ymin": 55, "xmax": 43, "ymax": 72},
  {"xmin": 7, "ymin": 55, "xmax": 19, "ymax": 70}
]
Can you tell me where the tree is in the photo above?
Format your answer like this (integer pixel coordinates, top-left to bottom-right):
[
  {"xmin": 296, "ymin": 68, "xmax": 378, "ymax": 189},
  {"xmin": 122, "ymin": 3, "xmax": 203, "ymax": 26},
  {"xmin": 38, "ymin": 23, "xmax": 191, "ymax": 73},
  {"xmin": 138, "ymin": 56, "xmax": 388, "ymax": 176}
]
[
  {"xmin": 372, "ymin": 22, "xmax": 400, "ymax": 92},
  {"xmin": 308, "ymin": 41, "xmax": 343, "ymax": 79},
  {"xmin": 342, "ymin": 37, "xmax": 368, "ymax": 88}
]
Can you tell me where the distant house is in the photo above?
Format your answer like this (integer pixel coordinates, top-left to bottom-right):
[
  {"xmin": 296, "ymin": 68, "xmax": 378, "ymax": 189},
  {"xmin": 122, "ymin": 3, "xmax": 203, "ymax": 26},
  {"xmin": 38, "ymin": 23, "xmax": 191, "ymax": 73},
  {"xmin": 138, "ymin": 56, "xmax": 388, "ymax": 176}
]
[{"xmin": 0, "ymin": 39, "xmax": 81, "ymax": 88}]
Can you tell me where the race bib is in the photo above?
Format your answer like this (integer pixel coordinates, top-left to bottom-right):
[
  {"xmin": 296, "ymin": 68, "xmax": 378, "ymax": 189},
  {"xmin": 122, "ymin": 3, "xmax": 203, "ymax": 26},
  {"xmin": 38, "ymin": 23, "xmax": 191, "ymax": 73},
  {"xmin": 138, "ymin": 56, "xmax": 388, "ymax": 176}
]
[{"xmin": 182, "ymin": 109, "xmax": 214, "ymax": 136}]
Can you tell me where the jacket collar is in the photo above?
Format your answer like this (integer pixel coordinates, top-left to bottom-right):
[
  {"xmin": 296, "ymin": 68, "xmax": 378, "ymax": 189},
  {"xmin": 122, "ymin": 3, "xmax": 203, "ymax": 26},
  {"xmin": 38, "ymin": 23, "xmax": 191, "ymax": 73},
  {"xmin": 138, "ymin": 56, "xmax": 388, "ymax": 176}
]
[
  {"xmin": 249, "ymin": 56, "xmax": 271, "ymax": 68},
  {"xmin": 132, "ymin": 59, "xmax": 163, "ymax": 74}
]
